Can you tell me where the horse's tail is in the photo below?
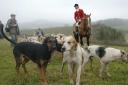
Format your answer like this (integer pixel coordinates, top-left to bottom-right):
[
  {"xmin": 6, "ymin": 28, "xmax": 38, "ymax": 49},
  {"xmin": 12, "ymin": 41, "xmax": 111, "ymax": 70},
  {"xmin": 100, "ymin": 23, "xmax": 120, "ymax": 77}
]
[{"xmin": 0, "ymin": 26, "xmax": 16, "ymax": 45}]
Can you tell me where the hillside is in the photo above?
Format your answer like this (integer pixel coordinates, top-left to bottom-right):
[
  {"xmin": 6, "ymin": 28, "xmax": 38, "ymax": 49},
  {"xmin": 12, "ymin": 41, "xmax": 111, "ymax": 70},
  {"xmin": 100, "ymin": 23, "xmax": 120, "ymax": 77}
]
[
  {"xmin": 19, "ymin": 20, "xmax": 72, "ymax": 29},
  {"xmin": 95, "ymin": 18, "xmax": 128, "ymax": 30},
  {"xmin": 19, "ymin": 18, "xmax": 128, "ymax": 31},
  {"xmin": 21, "ymin": 26, "xmax": 73, "ymax": 35}
]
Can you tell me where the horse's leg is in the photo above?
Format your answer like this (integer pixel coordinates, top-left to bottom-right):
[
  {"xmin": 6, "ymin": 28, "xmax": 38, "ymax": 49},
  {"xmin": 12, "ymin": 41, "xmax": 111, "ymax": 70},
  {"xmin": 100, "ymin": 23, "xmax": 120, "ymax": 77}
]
[
  {"xmin": 73, "ymin": 30, "xmax": 79, "ymax": 42},
  {"xmin": 86, "ymin": 36, "xmax": 90, "ymax": 46},
  {"xmin": 80, "ymin": 35, "xmax": 83, "ymax": 45}
]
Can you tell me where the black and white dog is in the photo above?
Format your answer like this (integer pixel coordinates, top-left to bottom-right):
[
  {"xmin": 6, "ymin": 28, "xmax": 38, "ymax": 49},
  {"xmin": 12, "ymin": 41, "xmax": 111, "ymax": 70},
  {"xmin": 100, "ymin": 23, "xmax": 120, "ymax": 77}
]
[{"xmin": 87, "ymin": 45, "xmax": 128, "ymax": 77}]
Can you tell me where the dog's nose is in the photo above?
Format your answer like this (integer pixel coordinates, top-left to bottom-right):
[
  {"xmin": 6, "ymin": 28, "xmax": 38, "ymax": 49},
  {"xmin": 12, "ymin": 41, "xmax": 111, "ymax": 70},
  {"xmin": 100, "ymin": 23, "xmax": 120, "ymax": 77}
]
[{"xmin": 61, "ymin": 47, "xmax": 66, "ymax": 52}]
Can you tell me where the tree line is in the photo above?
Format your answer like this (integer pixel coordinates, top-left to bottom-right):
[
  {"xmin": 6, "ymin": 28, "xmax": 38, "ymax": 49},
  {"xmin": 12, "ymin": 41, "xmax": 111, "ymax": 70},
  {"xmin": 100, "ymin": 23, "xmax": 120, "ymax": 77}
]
[{"xmin": 92, "ymin": 23, "xmax": 126, "ymax": 44}]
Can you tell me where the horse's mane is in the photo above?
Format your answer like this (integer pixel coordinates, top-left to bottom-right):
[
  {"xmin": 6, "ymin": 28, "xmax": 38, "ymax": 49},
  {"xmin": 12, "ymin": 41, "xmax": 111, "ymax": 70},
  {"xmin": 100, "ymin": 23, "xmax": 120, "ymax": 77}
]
[{"xmin": 79, "ymin": 14, "xmax": 91, "ymax": 36}]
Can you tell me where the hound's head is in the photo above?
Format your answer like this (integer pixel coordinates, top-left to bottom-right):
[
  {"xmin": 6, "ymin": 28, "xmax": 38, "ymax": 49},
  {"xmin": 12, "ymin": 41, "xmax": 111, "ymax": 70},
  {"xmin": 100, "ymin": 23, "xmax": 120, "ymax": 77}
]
[
  {"xmin": 121, "ymin": 50, "xmax": 128, "ymax": 62},
  {"xmin": 61, "ymin": 36, "xmax": 77, "ymax": 52},
  {"xmin": 55, "ymin": 34, "xmax": 65, "ymax": 44},
  {"xmin": 43, "ymin": 36, "xmax": 57, "ymax": 50}
]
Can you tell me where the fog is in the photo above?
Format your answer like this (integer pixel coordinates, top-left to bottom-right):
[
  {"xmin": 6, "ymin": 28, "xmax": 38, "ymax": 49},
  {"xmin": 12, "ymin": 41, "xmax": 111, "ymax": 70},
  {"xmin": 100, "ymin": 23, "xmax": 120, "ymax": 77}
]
[{"xmin": 0, "ymin": 0, "xmax": 128, "ymax": 24}]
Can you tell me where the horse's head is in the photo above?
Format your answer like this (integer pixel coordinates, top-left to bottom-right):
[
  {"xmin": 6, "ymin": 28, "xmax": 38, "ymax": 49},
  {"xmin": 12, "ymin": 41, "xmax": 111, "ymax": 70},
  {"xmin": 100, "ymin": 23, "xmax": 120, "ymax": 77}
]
[{"xmin": 82, "ymin": 13, "xmax": 91, "ymax": 25}]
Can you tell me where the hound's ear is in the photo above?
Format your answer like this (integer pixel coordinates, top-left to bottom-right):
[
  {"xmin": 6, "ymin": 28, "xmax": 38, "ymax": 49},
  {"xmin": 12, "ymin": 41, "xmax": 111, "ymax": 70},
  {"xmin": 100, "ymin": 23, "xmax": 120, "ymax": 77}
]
[
  {"xmin": 121, "ymin": 50, "xmax": 125, "ymax": 57},
  {"xmin": 60, "ymin": 35, "xmax": 62, "ymax": 38},
  {"xmin": 121, "ymin": 50, "xmax": 125, "ymax": 55}
]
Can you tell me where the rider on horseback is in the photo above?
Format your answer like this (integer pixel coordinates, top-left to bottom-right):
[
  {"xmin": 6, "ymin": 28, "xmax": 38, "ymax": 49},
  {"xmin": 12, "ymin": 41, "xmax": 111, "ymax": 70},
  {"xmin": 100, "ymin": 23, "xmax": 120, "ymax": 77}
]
[
  {"xmin": 73, "ymin": 4, "xmax": 91, "ymax": 45},
  {"xmin": 73, "ymin": 4, "xmax": 86, "ymax": 35}
]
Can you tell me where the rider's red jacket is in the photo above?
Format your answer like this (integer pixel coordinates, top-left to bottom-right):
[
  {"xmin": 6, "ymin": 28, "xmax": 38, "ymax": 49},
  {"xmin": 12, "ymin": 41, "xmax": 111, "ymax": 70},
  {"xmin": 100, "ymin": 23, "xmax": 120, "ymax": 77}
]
[{"xmin": 74, "ymin": 9, "xmax": 85, "ymax": 22}]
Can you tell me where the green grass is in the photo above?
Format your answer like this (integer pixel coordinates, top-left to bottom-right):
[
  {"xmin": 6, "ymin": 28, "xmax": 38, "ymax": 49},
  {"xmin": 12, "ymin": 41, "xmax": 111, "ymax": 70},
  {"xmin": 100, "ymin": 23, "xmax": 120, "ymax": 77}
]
[{"xmin": 0, "ymin": 39, "xmax": 128, "ymax": 85}]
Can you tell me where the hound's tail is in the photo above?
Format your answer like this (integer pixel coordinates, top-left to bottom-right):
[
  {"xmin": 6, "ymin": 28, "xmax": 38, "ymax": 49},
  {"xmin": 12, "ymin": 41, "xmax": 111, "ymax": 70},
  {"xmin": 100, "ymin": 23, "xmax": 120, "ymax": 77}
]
[{"xmin": 0, "ymin": 26, "xmax": 16, "ymax": 45}]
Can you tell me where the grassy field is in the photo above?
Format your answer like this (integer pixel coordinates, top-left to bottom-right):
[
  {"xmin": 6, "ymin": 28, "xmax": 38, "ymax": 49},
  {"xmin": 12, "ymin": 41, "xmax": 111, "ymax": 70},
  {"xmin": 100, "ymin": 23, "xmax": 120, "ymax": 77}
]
[{"xmin": 0, "ymin": 39, "xmax": 128, "ymax": 85}]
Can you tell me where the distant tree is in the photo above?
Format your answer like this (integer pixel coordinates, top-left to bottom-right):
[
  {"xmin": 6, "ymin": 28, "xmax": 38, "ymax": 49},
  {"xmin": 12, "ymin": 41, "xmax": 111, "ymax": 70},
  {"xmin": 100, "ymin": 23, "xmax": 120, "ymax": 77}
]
[{"xmin": 92, "ymin": 24, "xmax": 125, "ymax": 42}]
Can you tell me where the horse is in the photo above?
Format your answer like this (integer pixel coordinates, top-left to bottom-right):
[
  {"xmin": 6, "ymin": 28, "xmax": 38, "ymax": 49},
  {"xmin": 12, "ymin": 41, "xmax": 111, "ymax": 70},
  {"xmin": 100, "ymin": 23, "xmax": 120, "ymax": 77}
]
[{"xmin": 73, "ymin": 14, "xmax": 91, "ymax": 46}]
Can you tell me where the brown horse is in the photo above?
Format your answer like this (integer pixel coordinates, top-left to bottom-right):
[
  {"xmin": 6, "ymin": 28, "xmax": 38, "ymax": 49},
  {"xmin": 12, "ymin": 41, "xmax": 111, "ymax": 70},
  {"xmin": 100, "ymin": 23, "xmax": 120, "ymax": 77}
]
[{"xmin": 73, "ymin": 14, "xmax": 91, "ymax": 46}]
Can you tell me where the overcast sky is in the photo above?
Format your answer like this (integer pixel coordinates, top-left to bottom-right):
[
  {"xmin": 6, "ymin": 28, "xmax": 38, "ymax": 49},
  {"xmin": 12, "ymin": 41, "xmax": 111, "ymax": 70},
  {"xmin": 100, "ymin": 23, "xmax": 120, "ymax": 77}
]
[{"xmin": 0, "ymin": 0, "xmax": 128, "ymax": 23}]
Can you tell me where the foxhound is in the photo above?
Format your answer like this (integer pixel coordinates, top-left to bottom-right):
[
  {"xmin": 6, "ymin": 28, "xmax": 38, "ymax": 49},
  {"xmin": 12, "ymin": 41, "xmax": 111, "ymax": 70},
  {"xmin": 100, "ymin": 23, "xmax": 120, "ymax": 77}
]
[
  {"xmin": 87, "ymin": 45, "xmax": 128, "ymax": 77},
  {"xmin": 61, "ymin": 36, "xmax": 90, "ymax": 85}
]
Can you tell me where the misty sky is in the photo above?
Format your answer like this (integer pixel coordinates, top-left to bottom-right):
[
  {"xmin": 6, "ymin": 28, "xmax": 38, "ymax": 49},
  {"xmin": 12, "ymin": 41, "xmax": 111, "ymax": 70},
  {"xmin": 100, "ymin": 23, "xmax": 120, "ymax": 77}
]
[{"xmin": 0, "ymin": 0, "xmax": 128, "ymax": 23}]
